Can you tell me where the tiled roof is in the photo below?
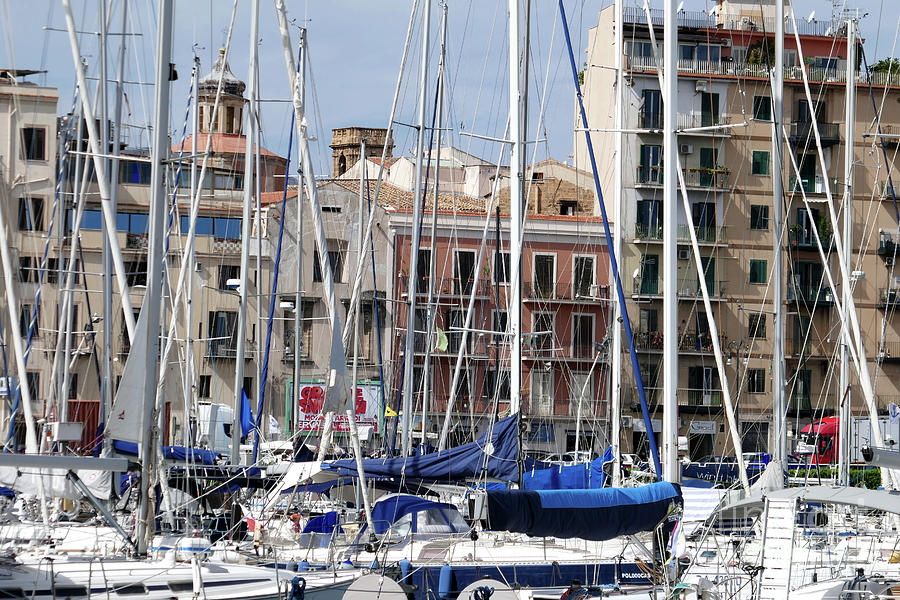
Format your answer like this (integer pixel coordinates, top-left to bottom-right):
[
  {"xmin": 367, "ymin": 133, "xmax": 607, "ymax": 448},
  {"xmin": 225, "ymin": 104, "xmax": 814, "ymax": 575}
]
[
  {"xmin": 328, "ymin": 178, "xmax": 487, "ymax": 213},
  {"xmin": 173, "ymin": 133, "xmax": 283, "ymax": 159}
]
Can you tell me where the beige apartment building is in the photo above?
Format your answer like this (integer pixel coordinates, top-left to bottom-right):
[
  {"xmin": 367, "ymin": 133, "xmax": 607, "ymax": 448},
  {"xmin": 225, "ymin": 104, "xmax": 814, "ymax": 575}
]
[{"xmin": 578, "ymin": 0, "xmax": 900, "ymax": 460}]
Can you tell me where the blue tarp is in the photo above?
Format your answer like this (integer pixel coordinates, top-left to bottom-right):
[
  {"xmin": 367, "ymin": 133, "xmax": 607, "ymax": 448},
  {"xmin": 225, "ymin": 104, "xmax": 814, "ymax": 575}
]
[
  {"xmin": 279, "ymin": 478, "xmax": 354, "ymax": 495},
  {"xmin": 113, "ymin": 440, "xmax": 219, "ymax": 465},
  {"xmin": 0, "ymin": 486, "xmax": 14, "ymax": 497},
  {"xmin": 328, "ymin": 414, "xmax": 522, "ymax": 482},
  {"xmin": 240, "ymin": 389, "xmax": 253, "ymax": 438},
  {"xmin": 303, "ymin": 511, "xmax": 342, "ymax": 534},
  {"xmin": 369, "ymin": 494, "xmax": 458, "ymax": 535},
  {"xmin": 485, "ymin": 482, "xmax": 682, "ymax": 541},
  {"xmin": 522, "ymin": 446, "xmax": 614, "ymax": 490}
]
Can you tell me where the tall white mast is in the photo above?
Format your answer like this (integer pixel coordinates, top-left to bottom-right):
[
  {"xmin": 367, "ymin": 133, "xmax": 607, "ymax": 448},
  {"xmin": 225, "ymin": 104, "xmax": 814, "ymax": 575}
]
[
  {"xmin": 232, "ymin": 0, "xmax": 260, "ymax": 463},
  {"xmin": 772, "ymin": 0, "xmax": 787, "ymax": 470},
  {"xmin": 508, "ymin": 0, "xmax": 523, "ymax": 417},
  {"xmin": 610, "ymin": 0, "xmax": 624, "ymax": 487},
  {"xmin": 661, "ymin": 0, "xmax": 679, "ymax": 482},
  {"xmin": 293, "ymin": 28, "xmax": 307, "ymax": 436},
  {"xmin": 187, "ymin": 54, "xmax": 200, "ymax": 449},
  {"xmin": 97, "ymin": 0, "xmax": 111, "ymax": 446},
  {"xmin": 839, "ymin": 17, "xmax": 857, "ymax": 487},
  {"xmin": 401, "ymin": 0, "xmax": 432, "ymax": 456},
  {"xmin": 136, "ymin": 0, "xmax": 173, "ymax": 554}
]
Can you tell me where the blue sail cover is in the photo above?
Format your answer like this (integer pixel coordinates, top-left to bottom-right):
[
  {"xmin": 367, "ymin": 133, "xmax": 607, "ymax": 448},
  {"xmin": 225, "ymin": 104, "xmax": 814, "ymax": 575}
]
[
  {"xmin": 113, "ymin": 440, "xmax": 219, "ymax": 465},
  {"xmin": 369, "ymin": 494, "xmax": 459, "ymax": 535},
  {"xmin": 328, "ymin": 414, "xmax": 521, "ymax": 482},
  {"xmin": 485, "ymin": 482, "xmax": 682, "ymax": 541},
  {"xmin": 522, "ymin": 446, "xmax": 614, "ymax": 490}
]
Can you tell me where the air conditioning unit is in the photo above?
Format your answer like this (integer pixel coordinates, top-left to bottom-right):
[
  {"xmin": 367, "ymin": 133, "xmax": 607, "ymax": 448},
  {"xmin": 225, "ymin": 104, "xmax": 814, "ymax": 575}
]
[
  {"xmin": 678, "ymin": 249, "xmax": 690, "ymax": 260},
  {"xmin": 695, "ymin": 80, "xmax": 708, "ymax": 93},
  {"xmin": 887, "ymin": 256, "xmax": 895, "ymax": 267},
  {"xmin": 721, "ymin": 39, "xmax": 732, "ymax": 48},
  {"xmin": 623, "ymin": 415, "xmax": 634, "ymax": 428},
  {"xmin": 679, "ymin": 143, "xmax": 693, "ymax": 155}
]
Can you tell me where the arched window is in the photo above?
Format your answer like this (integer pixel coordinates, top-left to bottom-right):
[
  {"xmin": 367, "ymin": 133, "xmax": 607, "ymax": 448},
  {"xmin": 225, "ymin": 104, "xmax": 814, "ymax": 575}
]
[{"xmin": 338, "ymin": 154, "xmax": 347, "ymax": 176}]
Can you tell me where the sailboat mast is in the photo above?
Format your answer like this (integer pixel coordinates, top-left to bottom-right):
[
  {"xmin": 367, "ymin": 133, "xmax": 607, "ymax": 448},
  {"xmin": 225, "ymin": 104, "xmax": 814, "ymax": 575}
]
[
  {"xmin": 97, "ymin": 0, "xmax": 112, "ymax": 450},
  {"xmin": 610, "ymin": 0, "xmax": 624, "ymax": 487},
  {"xmin": 772, "ymin": 0, "xmax": 787, "ymax": 469},
  {"xmin": 661, "ymin": 0, "xmax": 679, "ymax": 482},
  {"xmin": 839, "ymin": 16, "xmax": 857, "ymax": 487},
  {"xmin": 187, "ymin": 54, "xmax": 199, "ymax": 449},
  {"xmin": 422, "ymin": 3, "xmax": 447, "ymax": 450},
  {"xmin": 136, "ymin": 0, "xmax": 173, "ymax": 554},
  {"xmin": 293, "ymin": 28, "xmax": 307, "ymax": 438},
  {"xmin": 401, "ymin": 0, "xmax": 432, "ymax": 456},
  {"xmin": 508, "ymin": 0, "xmax": 523, "ymax": 417},
  {"xmin": 232, "ymin": 0, "xmax": 260, "ymax": 463}
]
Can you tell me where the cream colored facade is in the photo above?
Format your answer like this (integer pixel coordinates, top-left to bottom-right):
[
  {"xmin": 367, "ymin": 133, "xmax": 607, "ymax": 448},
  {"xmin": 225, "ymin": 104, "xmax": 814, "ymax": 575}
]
[{"xmin": 578, "ymin": 0, "xmax": 900, "ymax": 460}]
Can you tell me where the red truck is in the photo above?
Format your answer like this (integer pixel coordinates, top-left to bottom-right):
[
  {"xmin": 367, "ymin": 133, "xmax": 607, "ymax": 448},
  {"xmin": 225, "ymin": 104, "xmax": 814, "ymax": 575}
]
[{"xmin": 798, "ymin": 416, "xmax": 900, "ymax": 465}]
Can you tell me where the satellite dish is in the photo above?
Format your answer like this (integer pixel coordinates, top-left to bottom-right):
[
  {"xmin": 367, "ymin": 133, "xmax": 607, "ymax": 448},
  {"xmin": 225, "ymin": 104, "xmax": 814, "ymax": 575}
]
[
  {"xmin": 632, "ymin": 268, "xmax": 640, "ymax": 280},
  {"xmin": 677, "ymin": 1, "xmax": 684, "ymax": 12},
  {"xmin": 708, "ymin": 5, "xmax": 717, "ymax": 16},
  {"xmin": 807, "ymin": 10, "xmax": 816, "ymax": 23}
]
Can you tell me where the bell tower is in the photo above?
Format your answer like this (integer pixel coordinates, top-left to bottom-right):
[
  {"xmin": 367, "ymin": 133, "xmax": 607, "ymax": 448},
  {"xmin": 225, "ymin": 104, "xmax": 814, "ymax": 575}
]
[
  {"xmin": 197, "ymin": 49, "xmax": 246, "ymax": 135},
  {"xmin": 330, "ymin": 127, "xmax": 394, "ymax": 177}
]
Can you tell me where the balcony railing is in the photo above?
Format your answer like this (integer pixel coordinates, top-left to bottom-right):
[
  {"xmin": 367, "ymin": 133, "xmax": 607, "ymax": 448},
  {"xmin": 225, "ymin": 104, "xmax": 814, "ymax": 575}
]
[
  {"xmin": 878, "ymin": 288, "xmax": 900, "ymax": 309},
  {"xmin": 789, "ymin": 121, "xmax": 840, "ymax": 146},
  {"xmin": 632, "ymin": 278, "xmax": 727, "ymax": 297},
  {"xmin": 628, "ymin": 386, "xmax": 723, "ymax": 408},
  {"xmin": 633, "ymin": 330, "xmax": 726, "ymax": 353},
  {"xmin": 635, "ymin": 166, "xmax": 730, "ymax": 189},
  {"xmin": 786, "ymin": 336, "xmax": 832, "ymax": 357},
  {"xmin": 634, "ymin": 223, "xmax": 727, "ymax": 243},
  {"xmin": 677, "ymin": 112, "xmax": 732, "ymax": 132},
  {"xmin": 877, "ymin": 234, "xmax": 900, "ymax": 258},
  {"xmin": 787, "ymin": 282, "xmax": 834, "ymax": 306},
  {"xmin": 788, "ymin": 176, "xmax": 840, "ymax": 196},
  {"xmin": 877, "ymin": 341, "xmax": 900, "ymax": 362},
  {"xmin": 206, "ymin": 340, "xmax": 256, "ymax": 360},
  {"xmin": 523, "ymin": 281, "xmax": 608, "ymax": 301},
  {"xmin": 622, "ymin": 6, "xmax": 843, "ymax": 37},
  {"xmin": 788, "ymin": 226, "xmax": 834, "ymax": 250}
]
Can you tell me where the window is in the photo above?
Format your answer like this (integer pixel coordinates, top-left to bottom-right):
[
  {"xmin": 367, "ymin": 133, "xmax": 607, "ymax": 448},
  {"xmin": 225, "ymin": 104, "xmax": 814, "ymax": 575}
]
[
  {"xmin": 243, "ymin": 377, "xmax": 253, "ymax": 400},
  {"xmin": 121, "ymin": 308, "xmax": 140, "ymax": 354},
  {"xmin": 639, "ymin": 308, "xmax": 659, "ymax": 333},
  {"xmin": 25, "ymin": 372, "xmax": 39, "ymax": 401},
  {"xmin": 218, "ymin": 264, "xmax": 240, "ymax": 289},
  {"xmin": 125, "ymin": 261, "xmax": 147, "ymax": 286},
  {"xmin": 679, "ymin": 44, "xmax": 695, "ymax": 61},
  {"xmin": 198, "ymin": 375, "xmax": 211, "ymax": 398},
  {"xmin": 494, "ymin": 251, "xmax": 510, "ymax": 285},
  {"xmin": 46, "ymin": 257, "xmax": 68, "ymax": 285},
  {"xmin": 181, "ymin": 216, "xmax": 241, "ymax": 239},
  {"xmin": 641, "ymin": 89, "xmax": 662, "ymax": 129},
  {"xmin": 748, "ymin": 369, "xmax": 766, "ymax": 394},
  {"xmin": 120, "ymin": 160, "xmax": 151, "ymax": 184},
  {"xmin": 752, "ymin": 150, "xmax": 770, "ymax": 175},
  {"xmin": 453, "ymin": 250, "xmax": 476, "ymax": 295},
  {"xmin": 21, "ymin": 127, "xmax": 46, "ymax": 161},
  {"xmin": 532, "ymin": 312, "xmax": 555, "ymax": 353},
  {"xmin": 533, "ymin": 254, "xmax": 555, "ymax": 298},
  {"xmin": 696, "ymin": 44, "xmax": 721, "ymax": 63},
  {"xmin": 573, "ymin": 256, "xmax": 594, "ymax": 298},
  {"xmin": 446, "ymin": 309, "xmax": 469, "ymax": 353},
  {"xmin": 749, "ymin": 259, "xmax": 767, "ymax": 284},
  {"xmin": 637, "ymin": 199, "xmax": 663, "ymax": 238},
  {"xmin": 19, "ymin": 304, "xmax": 38, "ymax": 335},
  {"xmin": 753, "ymin": 96, "xmax": 772, "ymax": 121},
  {"xmin": 530, "ymin": 369, "xmax": 553, "ymax": 416},
  {"xmin": 638, "ymin": 144, "xmax": 662, "ymax": 183},
  {"xmin": 573, "ymin": 314, "xmax": 594, "ymax": 358},
  {"xmin": 18, "ymin": 257, "xmax": 37, "ymax": 283},
  {"xmin": 208, "ymin": 310, "xmax": 238, "ymax": 356},
  {"xmin": 750, "ymin": 205, "xmax": 769, "ymax": 230},
  {"xmin": 626, "ymin": 40, "xmax": 655, "ymax": 59},
  {"xmin": 312, "ymin": 243, "xmax": 345, "ymax": 283},
  {"xmin": 570, "ymin": 372, "xmax": 592, "ymax": 416},
  {"xmin": 560, "ymin": 200, "xmax": 578, "ymax": 216},
  {"xmin": 300, "ymin": 301, "xmax": 314, "ymax": 358},
  {"xmin": 416, "ymin": 248, "xmax": 431, "ymax": 294},
  {"xmin": 226, "ymin": 106, "xmax": 235, "ymax": 134},
  {"xmin": 484, "ymin": 370, "xmax": 510, "ymax": 404},
  {"xmin": 748, "ymin": 314, "xmax": 767, "ymax": 339},
  {"xmin": 493, "ymin": 310, "xmax": 508, "ymax": 343},
  {"xmin": 68, "ymin": 374, "xmax": 78, "ymax": 400},
  {"xmin": 639, "ymin": 254, "xmax": 659, "ymax": 294},
  {"xmin": 18, "ymin": 197, "xmax": 44, "ymax": 231},
  {"xmin": 116, "ymin": 212, "xmax": 149, "ymax": 235},
  {"xmin": 700, "ymin": 92, "xmax": 720, "ymax": 127}
]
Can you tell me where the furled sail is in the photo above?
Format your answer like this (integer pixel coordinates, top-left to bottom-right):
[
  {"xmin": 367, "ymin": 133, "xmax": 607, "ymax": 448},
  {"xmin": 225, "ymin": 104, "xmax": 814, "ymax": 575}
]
[{"xmin": 106, "ymin": 304, "xmax": 149, "ymax": 446}]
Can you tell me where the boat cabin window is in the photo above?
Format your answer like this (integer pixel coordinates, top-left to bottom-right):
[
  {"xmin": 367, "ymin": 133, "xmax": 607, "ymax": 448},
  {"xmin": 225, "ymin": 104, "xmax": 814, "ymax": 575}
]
[
  {"xmin": 416, "ymin": 507, "xmax": 468, "ymax": 534},
  {"xmin": 168, "ymin": 582, "xmax": 194, "ymax": 593},
  {"xmin": 114, "ymin": 584, "xmax": 147, "ymax": 595},
  {"xmin": 54, "ymin": 586, "xmax": 88, "ymax": 599}
]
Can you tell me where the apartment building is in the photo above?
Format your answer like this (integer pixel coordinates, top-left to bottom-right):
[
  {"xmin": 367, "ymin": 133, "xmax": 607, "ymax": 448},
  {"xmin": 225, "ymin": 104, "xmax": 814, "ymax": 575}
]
[{"xmin": 578, "ymin": 0, "xmax": 900, "ymax": 460}]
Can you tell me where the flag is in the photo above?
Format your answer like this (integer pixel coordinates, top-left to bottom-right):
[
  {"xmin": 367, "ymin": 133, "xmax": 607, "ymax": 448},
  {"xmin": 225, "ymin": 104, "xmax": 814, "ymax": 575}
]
[
  {"xmin": 890, "ymin": 402, "xmax": 900, "ymax": 424},
  {"xmin": 384, "ymin": 405, "xmax": 398, "ymax": 418},
  {"xmin": 269, "ymin": 414, "xmax": 281, "ymax": 434},
  {"xmin": 240, "ymin": 390, "xmax": 253, "ymax": 438},
  {"xmin": 435, "ymin": 329, "xmax": 449, "ymax": 352}
]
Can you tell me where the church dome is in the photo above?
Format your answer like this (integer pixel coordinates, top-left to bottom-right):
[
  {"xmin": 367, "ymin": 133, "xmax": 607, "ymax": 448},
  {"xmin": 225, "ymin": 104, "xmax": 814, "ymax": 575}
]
[{"xmin": 199, "ymin": 48, "xmax": 245, "ymax": 97}]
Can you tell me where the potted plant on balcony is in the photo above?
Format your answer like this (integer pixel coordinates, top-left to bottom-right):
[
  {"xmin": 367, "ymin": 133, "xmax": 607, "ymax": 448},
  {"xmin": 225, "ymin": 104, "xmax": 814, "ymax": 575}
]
[
  {"xmin": 789, "ymin": 224, "xmax": 803, "ymax": 245},
  {"xmin": 816, "ymin": 215, "xmax": 832, "ymax": 243}
]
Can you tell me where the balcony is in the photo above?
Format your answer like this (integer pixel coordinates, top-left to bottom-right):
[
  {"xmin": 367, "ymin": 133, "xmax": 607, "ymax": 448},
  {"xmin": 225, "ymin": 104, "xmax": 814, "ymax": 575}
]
[
  {"xmin": 635, "ymin": 166, "xmax": 730, "ymax": 190},
  {"xmin": 634, "ymin": 223, "xmax": 727, "ymax": 244},
  {"xmin": 627, "ymin": 386, "xmax": 723, "ymax": 411},
  {"xmin": 631, "ymin": 278, "xmax": 727, "ymax": 299},
  {"xmin": 789, "ymin": 121, "xmax": 840, "ymax": 147},
  {"xmin": 787, "ymin": 282, "xmax": 834, "ymax": 306},
  {"xmin": 877, "ymin": 341, "xmax": 900, "ymax": 363},
  {"xmin": 877, "ymin": 233, "xmax": 900, "ymax": 259},
  {"xmin": 398, "ymin": 276, "xmax": 492, "ymax": 299},
  {"xmin": 788, "ymin": 175, "xmax": 840, "ymax": 197},
  {"xmin": 677, "ymin": 112, "xmax": 732, "ymax": 134},
  {"xmin": 126, "ymin": 233, "xmax": 148, "ymax": 249},
  {"xmin": 788, "ymin": 225, "xmax": 834, "ymax": 251},
  {"xmin": 877, "ymin": 288, "xmax": 900, "ymax": 309},
  {"xmin": 633, "ymin": 330, "xmax": 727, "ymax": 354},
  {"xmin": 523, "ymin": 281, "xmax": 609, "ymax": 302},
  {"xmin": 786, "ymin": 336, "xmax": 832, "ymax": 357},
  {"xmin": 205, "ymin": 340, "xmax": 256, "ymax": 360}
]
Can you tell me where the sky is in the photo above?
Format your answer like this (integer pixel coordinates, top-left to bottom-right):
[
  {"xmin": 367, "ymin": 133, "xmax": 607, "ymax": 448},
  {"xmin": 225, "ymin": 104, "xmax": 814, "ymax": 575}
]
[{"xmin": 2, "ymin": 0, "xmax": 899, "ymax": 177}]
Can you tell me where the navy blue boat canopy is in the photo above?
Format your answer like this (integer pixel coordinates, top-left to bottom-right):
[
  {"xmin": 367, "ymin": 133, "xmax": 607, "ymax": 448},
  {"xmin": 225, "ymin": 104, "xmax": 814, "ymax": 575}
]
[
  {"xmin": 484, "ymin": 481, "xmax": 682, "ymax": 541},
  {"xmin": 327, "ymin": 414, "xmax": 522, "ymax": 482},
  {"xmin": 367, "ymin": 493, "xmax": 466, "ymax": 535},
  {"xmin": 113, "ymin": 440, "xmax": 220, "ymax": 465}
]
